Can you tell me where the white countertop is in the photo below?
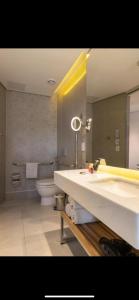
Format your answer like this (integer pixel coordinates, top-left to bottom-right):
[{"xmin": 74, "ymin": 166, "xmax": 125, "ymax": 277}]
[
  {"xmin": 54, "ymin": 169, "xmax": 139, "ymax": 249},
  {"xmin": 55, "ymin": 169, "xmax": 139, "ymax": 213}
]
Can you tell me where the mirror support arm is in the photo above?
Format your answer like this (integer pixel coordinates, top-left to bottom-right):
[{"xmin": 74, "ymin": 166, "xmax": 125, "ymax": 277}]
[{"xmin": 75, "ymin": 132, "xmax": 78, "ymax": 169}]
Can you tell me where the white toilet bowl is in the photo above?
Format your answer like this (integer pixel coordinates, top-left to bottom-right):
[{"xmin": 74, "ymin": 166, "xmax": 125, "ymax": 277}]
[{"xmin": 36, "ymin": 178, "xmax": 62, "ymax": 206}]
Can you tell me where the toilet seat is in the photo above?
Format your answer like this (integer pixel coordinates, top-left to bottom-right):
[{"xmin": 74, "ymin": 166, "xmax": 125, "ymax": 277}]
[
  {"xmin": 36, "ymin": 178, "xmax": 54, "ymax": 187},
  {"xmin": 36, "ymin": 177, "xmax": 63, "ymax": 206}
]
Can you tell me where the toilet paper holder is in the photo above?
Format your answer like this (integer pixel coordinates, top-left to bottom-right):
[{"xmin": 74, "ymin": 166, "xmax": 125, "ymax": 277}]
[{"xmin": 11, "ymin": 173, "xmax": 21, "ymax": 185}]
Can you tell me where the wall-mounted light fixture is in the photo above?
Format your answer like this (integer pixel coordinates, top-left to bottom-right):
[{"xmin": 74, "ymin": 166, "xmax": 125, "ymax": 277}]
[
  {"xmin": 71, "ymin": 116, "xmax": 92, "ymax": 132},
  {"xmin": 54, "ymin": 50, "xmax": 91, "ymax": 97},
  {"xmin": 85, "ymin": 118, "xmax": 92, "ymax": 132}
]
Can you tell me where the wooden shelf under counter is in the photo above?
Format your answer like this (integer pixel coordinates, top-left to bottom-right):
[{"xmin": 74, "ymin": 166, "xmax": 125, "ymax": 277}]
[{"xmin": 60, "ymin": 211, "xmax": 139, "ymax": 256}]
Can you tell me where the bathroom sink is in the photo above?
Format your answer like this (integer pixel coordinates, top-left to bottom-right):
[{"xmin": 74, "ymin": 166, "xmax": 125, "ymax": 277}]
[
  {"xmin": 54, "ymin": 169, "xmax": 139, "ymax": 249},
  {"xmin": 92, "ymin": 178, "xmax": 139, "ymax": 198}
]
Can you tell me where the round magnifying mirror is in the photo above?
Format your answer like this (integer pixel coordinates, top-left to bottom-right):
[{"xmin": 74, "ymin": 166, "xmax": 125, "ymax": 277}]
[{"xmin": 71, "ymin": 116, "xmax": 82, "ymax": 132}]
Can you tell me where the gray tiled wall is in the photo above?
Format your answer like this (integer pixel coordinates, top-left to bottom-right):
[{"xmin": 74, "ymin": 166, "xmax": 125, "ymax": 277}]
[{"xmin": 6, "ymin": 91, "xmax": 57, "ymax": 200}]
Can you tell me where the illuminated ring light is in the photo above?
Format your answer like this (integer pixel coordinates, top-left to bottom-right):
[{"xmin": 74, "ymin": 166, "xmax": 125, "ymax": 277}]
[{"xmin": 71, "ymin": 116, "xmax": 82, "ymax": 132}]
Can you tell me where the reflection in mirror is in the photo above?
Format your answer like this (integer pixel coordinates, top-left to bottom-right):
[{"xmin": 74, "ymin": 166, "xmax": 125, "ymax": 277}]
[
  {"xmin": 129, "ymin": 90, "xmax": 139, "ymax": 170},
  {"xmin": 87, "ymin": 49, "xmax": 139, "ymax": 169}
]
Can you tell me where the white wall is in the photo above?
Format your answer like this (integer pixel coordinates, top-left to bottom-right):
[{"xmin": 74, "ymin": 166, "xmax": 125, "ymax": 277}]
[{"xmin": 129, "ymin": 111, "xmax": 139, "ymax": 169}]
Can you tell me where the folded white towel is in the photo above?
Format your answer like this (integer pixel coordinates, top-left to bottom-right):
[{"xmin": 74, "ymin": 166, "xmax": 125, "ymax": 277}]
[
  {"xmin": 68, "ymin": 196, "xmax": 82, "ymax": 210},
  {"xmin": 71, "ymin": 208, "xmax": 97, "ymax": 224},
  {"xmin": 65, "ymin": 203, "xmax": 72, "ymax": 217},
  {"xmin": 26, "ymin": 162, "xmax": 38, "ymax": 179}
]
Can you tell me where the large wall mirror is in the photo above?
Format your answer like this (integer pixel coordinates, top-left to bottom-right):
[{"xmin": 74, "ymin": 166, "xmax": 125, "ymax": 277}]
[{"xmin": 87, "ymin": 48, "xmax": 139, "ymax": 169}]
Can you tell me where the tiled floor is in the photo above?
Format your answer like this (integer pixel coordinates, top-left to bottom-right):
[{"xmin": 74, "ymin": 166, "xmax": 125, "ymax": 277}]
[{"xmin": 0, "ymin": 198, "xmax": 63, "ymax": 256}]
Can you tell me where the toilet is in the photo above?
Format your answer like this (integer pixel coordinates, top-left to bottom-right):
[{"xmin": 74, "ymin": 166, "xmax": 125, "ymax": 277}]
[{"xmin": 36, "ymin": 178, "xmax": 62, "ymax": 206}]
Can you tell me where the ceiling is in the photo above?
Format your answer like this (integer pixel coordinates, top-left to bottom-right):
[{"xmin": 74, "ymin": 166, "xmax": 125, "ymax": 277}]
[
  {"xmin": 0, "ymin": 48, "xmax": 88, "ymax": 96},
  {"xmin": 87, "ymin": 48, "xmax": 139, "ymax": 101},
  {"xmin": 130, "ymin": 90, "xmax": 139, "ymax": 112},
  {"xmin": 0, "ymin": 48, "xmax": 139, "ymax": 100}
]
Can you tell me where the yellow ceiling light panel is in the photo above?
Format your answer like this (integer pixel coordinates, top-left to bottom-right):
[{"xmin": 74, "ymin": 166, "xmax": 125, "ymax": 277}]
[
  {"xmin": 54, "ymin": 52, "xmax": 89, "ymax": 97},
  {"xmin": 62, "ymin": 61, "xmax": 86, "ymax": 96}
]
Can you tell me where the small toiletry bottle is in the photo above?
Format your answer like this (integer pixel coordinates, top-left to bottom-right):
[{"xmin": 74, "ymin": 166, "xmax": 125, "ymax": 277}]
[{"xmin": 88, "ymin": 163, "xmax": 94, "ymax": 173}]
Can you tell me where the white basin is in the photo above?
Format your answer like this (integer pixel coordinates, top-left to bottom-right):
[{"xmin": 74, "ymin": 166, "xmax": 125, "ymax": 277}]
[
  {"xmin": 54, "ymin": 169, "xmax": 139, "ymax": 249},
  {"xmin": 91, "ymin": 178, "xmax": 139, "ymax": 198}
]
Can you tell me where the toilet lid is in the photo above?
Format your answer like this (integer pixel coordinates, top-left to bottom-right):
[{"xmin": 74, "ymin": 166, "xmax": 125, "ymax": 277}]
[{"xmin": 36, "ymin": 178, "xmax": 54, "ymax": 186}]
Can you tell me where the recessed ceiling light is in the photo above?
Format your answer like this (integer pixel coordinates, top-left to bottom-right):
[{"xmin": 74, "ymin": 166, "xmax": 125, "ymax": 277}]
[{"xmin": 47, "ymin": 79, "xmax": 56, "ymax": 85}]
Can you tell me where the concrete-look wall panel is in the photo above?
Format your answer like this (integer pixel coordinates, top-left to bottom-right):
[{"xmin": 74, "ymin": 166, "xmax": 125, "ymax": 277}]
[
  {"xmin": 92, "ymin": 93, "xmax": 128, "ymax": 167},
  {"xmin": 57, "ymin": 76, "xmax": 87, "ymax": 169},
  {"xmin": 0, "ymin": 83, "xmax": 6, "ymax": 202},
  {"xmin": 129, "ymin": 111, "xmax": 139, "ymax": 169}
]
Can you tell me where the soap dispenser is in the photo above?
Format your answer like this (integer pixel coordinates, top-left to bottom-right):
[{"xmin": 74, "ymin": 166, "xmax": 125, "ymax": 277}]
[
  {"xmin": 93, "ymin": 158, "xmax": 106, "ymax": 171},
  {"xmin": 99, "ymin": 158, "xmax": 106, "ymax": 166}
]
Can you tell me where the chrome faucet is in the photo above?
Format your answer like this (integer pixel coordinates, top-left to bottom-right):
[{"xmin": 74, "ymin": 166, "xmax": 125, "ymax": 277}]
[{"xmin": 93, "ymin": 159, "xmax": 100, "ymax": 171}]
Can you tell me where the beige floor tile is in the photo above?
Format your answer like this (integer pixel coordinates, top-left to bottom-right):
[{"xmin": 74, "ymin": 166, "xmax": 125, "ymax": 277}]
[
  {"xmin": 0, "ymin": 239, "xmax": 26, "ymax": 256},
  {"xmin": 0, "ymin": 218, "xmax": 22, "ymax": 230},
  {"xmin": 41, "ymin": 210, "xmax": 68, "ymax": 233},
  {"xmin": 0, "ymin": 209, "xmax": 21, "ymax": 221},
  {"xmin": 0, "ymin": 246, "xmax": 25, "ymax": 256},
  {"xmin": 0, "ymin": 198, "xmax": 69, "ymax": 256},
  {"xmin": 0, "ymin": 228, "xmax": 24, "ymax": 249},
  {"xmin": 25, "ymin": 234, "xmax": 52, "ymax": 256},
  {"xmin": 21, "ymin": 207, "xmax": 42, "ymax": 221},
  {"xmin": 42, "ymin": 222, "xmax": 60, "ymax": 233},
  {"xmin": 23, "ymin": 218, "xmax": 43, "ymax": 237}
]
